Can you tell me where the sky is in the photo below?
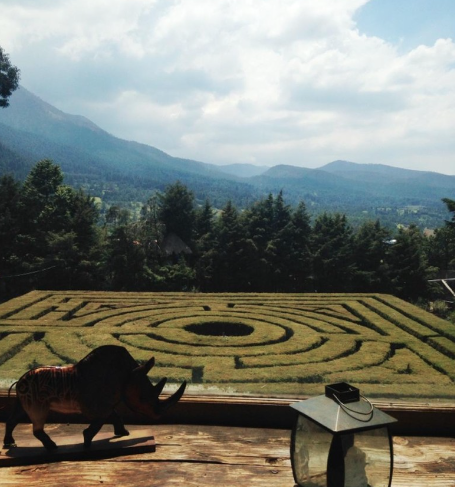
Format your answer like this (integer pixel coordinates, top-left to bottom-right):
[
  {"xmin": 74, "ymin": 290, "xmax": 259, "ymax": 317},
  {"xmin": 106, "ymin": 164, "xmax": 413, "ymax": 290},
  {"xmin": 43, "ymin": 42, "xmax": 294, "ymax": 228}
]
[{"xmin": 0, "ymin": 0, "xmax": 454, "ymax": 175}]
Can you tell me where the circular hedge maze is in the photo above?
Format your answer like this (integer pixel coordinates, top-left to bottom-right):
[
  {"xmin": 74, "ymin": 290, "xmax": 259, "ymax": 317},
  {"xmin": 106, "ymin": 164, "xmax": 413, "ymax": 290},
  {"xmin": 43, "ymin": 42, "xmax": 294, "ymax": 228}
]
[{"xmin": 0, "ymin": 291, "xmax": 454, "ymax": 400}]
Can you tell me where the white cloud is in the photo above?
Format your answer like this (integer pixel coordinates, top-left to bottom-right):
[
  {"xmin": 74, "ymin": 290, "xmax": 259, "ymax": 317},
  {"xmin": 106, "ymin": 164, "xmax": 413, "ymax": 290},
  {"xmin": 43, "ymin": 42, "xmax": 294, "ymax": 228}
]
[{"xmin": 0, "ymin": 0, "xmax": 454, "ymax": 174}]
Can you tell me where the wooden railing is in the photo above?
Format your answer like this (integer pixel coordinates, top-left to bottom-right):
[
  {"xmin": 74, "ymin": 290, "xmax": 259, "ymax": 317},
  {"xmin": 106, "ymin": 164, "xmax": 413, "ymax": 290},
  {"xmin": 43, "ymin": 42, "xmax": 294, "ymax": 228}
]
[{"xmin": 1, "ymin": 391, "xmax": 454, "ymax": 437}]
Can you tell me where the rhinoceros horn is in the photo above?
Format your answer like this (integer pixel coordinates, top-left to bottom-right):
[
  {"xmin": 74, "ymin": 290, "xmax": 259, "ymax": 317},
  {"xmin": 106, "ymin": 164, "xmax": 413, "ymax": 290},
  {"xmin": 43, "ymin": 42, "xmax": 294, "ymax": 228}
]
[
  {"xmin": 130, "ymin": 356, "xmax": 186, "ymax": 416},
  {"xmin": 153, "ymin": 377, "xmax": 167, "ymax": 396},
  {"xmin": 156, "ymin": 380, "xmax": 187, "ymax": 415}
]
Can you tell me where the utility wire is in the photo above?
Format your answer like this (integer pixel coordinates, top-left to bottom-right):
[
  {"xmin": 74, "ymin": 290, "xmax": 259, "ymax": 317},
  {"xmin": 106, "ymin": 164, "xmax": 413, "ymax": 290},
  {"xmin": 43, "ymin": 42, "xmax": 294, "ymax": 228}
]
[{"xmin": 0, "ymin": 265, "xmax": 58, "ymax": 279}]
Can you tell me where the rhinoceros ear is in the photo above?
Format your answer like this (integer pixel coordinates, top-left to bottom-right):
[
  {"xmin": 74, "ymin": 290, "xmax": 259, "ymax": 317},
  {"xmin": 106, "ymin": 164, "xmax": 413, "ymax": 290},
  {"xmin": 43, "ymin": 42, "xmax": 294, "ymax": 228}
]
[{"xmin": 133, "ymin": 356, "xmax": 155, "ymax": 376}]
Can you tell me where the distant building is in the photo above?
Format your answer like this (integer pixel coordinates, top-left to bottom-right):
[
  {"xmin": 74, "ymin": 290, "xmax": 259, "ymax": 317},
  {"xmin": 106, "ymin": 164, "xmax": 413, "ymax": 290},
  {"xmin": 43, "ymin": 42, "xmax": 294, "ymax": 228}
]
[{"xmin": 162, "ymin": 233, "xmax": 192, "ymax": 257}]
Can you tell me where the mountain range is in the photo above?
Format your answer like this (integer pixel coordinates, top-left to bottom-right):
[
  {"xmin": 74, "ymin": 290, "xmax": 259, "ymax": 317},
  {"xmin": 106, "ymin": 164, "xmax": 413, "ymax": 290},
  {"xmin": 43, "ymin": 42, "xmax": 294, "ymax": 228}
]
[{"xmin": 0, "ymin": 87, "xmax": 454, "ymax": 227}]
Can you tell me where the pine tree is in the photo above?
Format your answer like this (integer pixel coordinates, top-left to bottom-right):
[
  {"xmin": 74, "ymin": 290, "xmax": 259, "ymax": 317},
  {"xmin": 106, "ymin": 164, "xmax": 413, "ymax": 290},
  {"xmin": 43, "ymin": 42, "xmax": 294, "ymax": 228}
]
[
  {"xmin": 105, "ymin": 225, "xmax": 155, "ymax": 291},
  {"xmin": 266, "ymin": 193, "xmax": 295, "ymax": 291},
  {"xmin": 352, "ymin": 220, "xmax": 390, "ymax": 292},
  {"xmin": 427, "ymin": 226, "xmax": 455, "ymax": 274},
  {"xmin": 241, "ymin": 195, "xmax": 271, "ymax": 290},
  {"xmin": 0, "ymin": 175, "xmax": 23, "ymax": 299},
  {"xmin": 213, "ymin": 201, "xmax": 255, "ymax": 291},
  {"xmin": 194, "ymin": 200, "xmax": 217, "ymax": 291},
  {"xmin": 158, "ymin": 181, "xmax": 195, "ymax": 247},
  {"xmin": 0, "ymin": 175, "xmax": 21, "ymax": 271},
  {"xmin": 8, "ymin": 160, "xmax": 101, "ymax": 291},
  {"xmin": 386, "ymin": 225, "xmax": 430, "ymax": 300},
  {"xmin": 273, "ymin": 190, "xmax": 291, "ymax": 234},
  {"xmin": 195, "ymin": 199, "xmax": 215, "ymax": 240},
  {"xmin": 283, "ymin": 201, "xmax": 313, "ymax": 292},
  {"xmin": 312, "ymin": 213, "xmax": 356, "ymax": 292}
]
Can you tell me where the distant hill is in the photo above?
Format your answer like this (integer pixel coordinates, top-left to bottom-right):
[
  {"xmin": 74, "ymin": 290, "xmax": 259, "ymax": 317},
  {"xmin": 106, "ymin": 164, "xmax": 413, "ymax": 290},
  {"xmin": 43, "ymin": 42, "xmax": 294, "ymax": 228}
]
[
  {"xmin": 0, "ymin": 87, "xmax": 259, "ymax": 206},
  {"xmin": 319, "ymin": 160, "xmax": 455, "ymax": 200},
  {"xmin": 0, "ymin": 138, "xmax": 32, "ymax": 178},
  {"xmin": 0, "ymin": 87, "xmax": 454, "ymax": 228},
  {"xmin": 217, "ymin": 163, "xmax": 269, "ymax": 178},
  {"xmin": 321, "ymin": 159, "xmax": 418, "ymax": 179},
  {"xmin": 0, "ymin": 87, "xmax": 233, "ymax": 180},
  {"xmin": 321, "ymin": 159, "xmax": 453, "ymax": 183}
]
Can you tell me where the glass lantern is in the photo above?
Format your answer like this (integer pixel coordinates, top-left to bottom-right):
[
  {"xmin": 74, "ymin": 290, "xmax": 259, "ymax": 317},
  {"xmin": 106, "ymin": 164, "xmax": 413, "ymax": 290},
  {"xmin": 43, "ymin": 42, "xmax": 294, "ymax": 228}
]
[{"xmin": 290, "ymin": 383, "xmax": 397, "ymax": 487}]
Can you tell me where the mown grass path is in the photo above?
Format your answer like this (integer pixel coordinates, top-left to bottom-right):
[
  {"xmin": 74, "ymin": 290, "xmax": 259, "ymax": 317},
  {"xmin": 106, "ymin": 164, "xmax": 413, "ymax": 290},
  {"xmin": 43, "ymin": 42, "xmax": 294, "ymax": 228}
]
[{"xmin": 0, "ymin": 291, "xmax": 454, "ymax": 400}]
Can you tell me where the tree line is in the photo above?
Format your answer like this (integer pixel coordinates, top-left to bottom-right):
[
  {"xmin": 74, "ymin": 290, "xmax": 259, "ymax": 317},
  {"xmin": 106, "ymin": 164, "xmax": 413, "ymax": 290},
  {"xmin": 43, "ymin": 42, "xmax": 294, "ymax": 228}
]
[{"xmin": 1, "ymin": 159, "xmax": 454, "ymax": 304}]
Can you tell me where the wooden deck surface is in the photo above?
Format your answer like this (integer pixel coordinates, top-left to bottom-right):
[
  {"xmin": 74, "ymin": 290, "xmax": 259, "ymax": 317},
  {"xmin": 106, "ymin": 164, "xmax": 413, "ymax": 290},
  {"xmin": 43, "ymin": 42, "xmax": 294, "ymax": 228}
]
[{"xmin": 1, "ymin": 423, "xmax": 455, "ymax": 486}]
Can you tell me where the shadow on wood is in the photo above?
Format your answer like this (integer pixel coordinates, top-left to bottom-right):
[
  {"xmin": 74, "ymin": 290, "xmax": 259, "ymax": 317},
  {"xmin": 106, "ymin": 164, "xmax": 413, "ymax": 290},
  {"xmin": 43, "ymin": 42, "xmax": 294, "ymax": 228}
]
[{"xmin": 0, "ymin": 426, "xmax": 155, "ymax": 467}]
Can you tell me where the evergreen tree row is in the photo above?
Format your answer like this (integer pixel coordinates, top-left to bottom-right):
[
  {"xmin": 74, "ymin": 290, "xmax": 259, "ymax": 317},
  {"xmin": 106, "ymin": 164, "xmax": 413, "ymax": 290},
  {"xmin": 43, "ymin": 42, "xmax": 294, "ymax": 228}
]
[{"xmin": 1, "ymin": 160, "xmax": 455, "ymax": 303}]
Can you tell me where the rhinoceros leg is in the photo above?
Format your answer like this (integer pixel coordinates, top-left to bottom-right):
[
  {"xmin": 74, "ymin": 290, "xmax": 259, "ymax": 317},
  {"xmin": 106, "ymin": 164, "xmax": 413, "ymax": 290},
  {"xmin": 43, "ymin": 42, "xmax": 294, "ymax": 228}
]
[
  {"xmin": 83, "ymin": 419, "xmax": 105, "ymax": 448},
  {"xmin": 82, "ymin": 412, "xmax": 128, "ymax": 448},
  {"xmin": 3, "ymin": 398, "xmax": 27, "ymax": 448},
  {"xmin": 27, "ymin": 408, "xmax": 57, "ymax": 451},
  {"xmin": 33, "ymin": 426, "xmax": 57, "ymax": 451},
  {"xmin": 110, "ymin": 410, "xmax": 129, "ymax": 437}
]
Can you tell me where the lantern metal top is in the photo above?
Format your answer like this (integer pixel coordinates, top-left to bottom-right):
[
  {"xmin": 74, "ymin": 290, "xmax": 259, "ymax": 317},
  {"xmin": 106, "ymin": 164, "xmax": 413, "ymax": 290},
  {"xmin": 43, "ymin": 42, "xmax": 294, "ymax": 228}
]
[{"xmin": 290, "ymin": 382, "xmax": 397, "ymax": 434}]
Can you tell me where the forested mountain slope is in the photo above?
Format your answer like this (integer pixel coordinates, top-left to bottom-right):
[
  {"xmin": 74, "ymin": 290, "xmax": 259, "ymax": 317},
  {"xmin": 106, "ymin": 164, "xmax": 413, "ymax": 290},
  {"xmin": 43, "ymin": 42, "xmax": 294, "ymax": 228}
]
[
  {"xmin": 0, "ymin": 87, "xmax": 260, "ymax": 206},
  {"xmin": 1, "ymin": 87, "xmax": 454, "ymax": 226}
]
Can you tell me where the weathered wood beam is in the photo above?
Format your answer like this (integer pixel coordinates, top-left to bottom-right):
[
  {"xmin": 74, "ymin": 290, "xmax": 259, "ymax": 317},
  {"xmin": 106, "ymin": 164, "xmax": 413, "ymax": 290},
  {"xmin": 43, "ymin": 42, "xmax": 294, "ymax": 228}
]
[{"xmin": 1, "ymin": 392, "xmax": 454, "ymax": 436}]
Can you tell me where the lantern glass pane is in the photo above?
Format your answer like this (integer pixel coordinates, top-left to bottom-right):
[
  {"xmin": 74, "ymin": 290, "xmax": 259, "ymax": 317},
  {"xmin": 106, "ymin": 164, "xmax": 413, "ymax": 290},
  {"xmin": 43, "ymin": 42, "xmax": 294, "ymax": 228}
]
[
  {"xmin": 292, "ymin": 415, "xmax": 332, "ymax": 487},
  {"xmin": 346, "ymin": 428, "xmax": 392, "ymax": 487}
]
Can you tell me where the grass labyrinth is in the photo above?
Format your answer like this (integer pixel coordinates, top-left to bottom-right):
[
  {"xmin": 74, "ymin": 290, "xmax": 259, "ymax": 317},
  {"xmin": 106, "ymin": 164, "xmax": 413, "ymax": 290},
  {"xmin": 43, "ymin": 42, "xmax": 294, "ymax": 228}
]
[{"xmin": 0, "ymin": 291, "xmax": 454, "ymax": 400}]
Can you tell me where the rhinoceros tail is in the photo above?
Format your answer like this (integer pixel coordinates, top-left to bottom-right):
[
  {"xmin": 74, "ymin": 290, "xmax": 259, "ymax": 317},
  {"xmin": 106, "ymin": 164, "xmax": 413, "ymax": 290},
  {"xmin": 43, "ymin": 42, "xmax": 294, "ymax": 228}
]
[{"xmin": 7, "ymin": 381, "xmax": 18, "ymax": 398}]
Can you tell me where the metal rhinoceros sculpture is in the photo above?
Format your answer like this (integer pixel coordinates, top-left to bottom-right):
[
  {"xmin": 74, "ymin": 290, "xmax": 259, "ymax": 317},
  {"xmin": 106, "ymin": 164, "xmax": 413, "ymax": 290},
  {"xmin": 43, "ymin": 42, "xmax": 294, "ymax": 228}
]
[{"xmin": 3, "ymin": 345, "xmax": 186, "ymax": 450}]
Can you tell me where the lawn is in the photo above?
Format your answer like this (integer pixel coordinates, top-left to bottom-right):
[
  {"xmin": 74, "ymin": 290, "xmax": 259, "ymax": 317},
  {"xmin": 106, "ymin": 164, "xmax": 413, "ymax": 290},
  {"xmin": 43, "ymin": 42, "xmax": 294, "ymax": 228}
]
[{"xmin": 0, "ymin": 291, "xmax": 454, "ymax": 401}]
